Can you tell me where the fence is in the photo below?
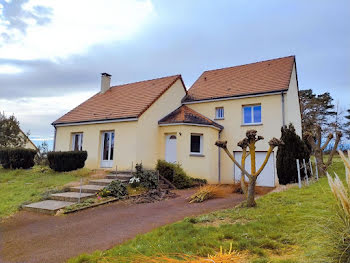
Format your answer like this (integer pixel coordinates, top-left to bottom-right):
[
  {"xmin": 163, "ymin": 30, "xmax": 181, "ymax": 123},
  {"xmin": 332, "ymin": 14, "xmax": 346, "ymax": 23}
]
[{"xmin": 295, "ymin": 157, "xmax": 319, "ymax": 188}]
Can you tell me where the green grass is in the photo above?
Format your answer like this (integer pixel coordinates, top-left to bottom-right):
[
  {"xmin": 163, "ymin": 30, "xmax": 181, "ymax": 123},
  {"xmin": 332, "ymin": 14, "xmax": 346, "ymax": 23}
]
[
  {"xmin": 68, "ymin": 157, "xmax": 345, "ymax": 263},
  {"xmin": 0, "ymin": 165, "xmax": 91, "ymax": 218}
]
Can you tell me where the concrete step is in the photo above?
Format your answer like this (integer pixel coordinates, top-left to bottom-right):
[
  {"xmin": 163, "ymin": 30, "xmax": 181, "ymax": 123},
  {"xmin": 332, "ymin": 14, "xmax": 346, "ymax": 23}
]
[
  {"xmin": 23, "ymin": 200, "xmax": 75, "ymax": 215},
  {"xmin": 50, "ymin": 192, "xmax": 95, "ymax": 202},
  {"xmin": 70, "ymin": 184, "xmax": 104, "ymax": 193},
  {"xmin": 89, "ymin": 178, "xmax": 116, "ymax": 186}
]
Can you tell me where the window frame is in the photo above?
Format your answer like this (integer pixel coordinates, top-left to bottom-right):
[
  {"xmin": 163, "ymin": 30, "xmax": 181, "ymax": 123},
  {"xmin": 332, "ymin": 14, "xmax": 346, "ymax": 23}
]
[
  {"xmin": 215, "ymin": 107, "xmax": 224, "ymax": 120},
  {"xmin": 72, "ymin": 132, "xmax": 83, "ymax": 151},
  {"xmin": 190, "ymin": 133, "xmax": 203, "ymax": 155},
  {"xmin": 242, "ymin": 104, "xmax": 262, "ymax": 125}
]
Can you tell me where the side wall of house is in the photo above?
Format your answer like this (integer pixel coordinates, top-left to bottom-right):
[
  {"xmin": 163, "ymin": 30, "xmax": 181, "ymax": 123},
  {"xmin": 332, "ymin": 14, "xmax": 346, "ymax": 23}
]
[
  {"xmin": 55, "ymin": 121, "xmax": 138, "ymax": 170},
  {"xmin": 284, "ymin": 63, "xmax": 302, "ymax": 136},
  {"xmin": 186, "ymin": 94, "xmax": 283, "ymax": 184},
  {"xmin": 159, "ymin": 125, "xmax": 219, "ymax": 183},
  {"xmin": 136, "ymin": 79, "xmax": 187, "ymax": 169}
]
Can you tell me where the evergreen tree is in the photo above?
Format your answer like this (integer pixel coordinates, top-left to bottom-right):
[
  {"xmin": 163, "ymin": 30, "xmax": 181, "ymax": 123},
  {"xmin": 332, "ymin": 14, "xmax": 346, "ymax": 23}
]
[
  {"xmin": 0, "ymin": 112, "xmax": 28, "ymax": 148},
  {"xmin": 277, "ymin": 123, "xmax": 311, "ymax": 185},
  {"xmin": 345, "ymin": 109, "xmax": 350, "ymax": 140}
]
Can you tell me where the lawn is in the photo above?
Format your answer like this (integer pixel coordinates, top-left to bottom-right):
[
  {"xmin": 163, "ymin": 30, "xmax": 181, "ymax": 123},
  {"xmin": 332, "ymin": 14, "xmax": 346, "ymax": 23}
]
[
  {"xmin": 69, "ymin": 157, "xmax": 344, "ymax": 263},
  {"xmin": 0, "ymin": 166, "xmax": 91, "ymax": 218}
]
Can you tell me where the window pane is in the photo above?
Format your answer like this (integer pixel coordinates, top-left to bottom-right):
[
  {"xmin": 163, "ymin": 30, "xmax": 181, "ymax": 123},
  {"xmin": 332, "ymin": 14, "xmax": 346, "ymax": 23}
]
[
  {"xmin": 253, "ymin": 106, "xmax": 261, "ymax": 123},
  {"xmin": 103, "ymin": 133, "xmax": 110, "ymax": 160},
  {"xmin": 80, "ymin": 134, "xmax": 83, "ymax": 151},
  {"xmin": 216, "ymin": 108, "xmax": 224, "ymax": 119},
  {"xmin": 191, "ymin": 135, "xmax": 200, "ymax": 153},
  {"xmin": 110, "ymin": 132, "xmax": 114, "ymax": 160},
  {"xmin": 243, "ymin": 107, "xmax": 252, "ymax": 123},
  {"xmin": 74, "ymin": 134, "xmax": 79, "ymax": 151}
]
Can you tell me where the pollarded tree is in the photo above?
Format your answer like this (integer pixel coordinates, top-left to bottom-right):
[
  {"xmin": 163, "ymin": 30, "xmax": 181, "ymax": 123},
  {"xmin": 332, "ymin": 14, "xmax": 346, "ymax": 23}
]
[
  {"xmin": 305, "ymin": 125, "xmax": 342, "ymax": 177},
  {"xmin": 216, "ymin": 130, "xmax": 283, "ymax": 207},
  {"xmin": 276, "ymin": 123, "xmax": 311, "ymax": 185},
  {"xmin": 0, "ymin": 112, "xmax": 28, "ymax": 148}
]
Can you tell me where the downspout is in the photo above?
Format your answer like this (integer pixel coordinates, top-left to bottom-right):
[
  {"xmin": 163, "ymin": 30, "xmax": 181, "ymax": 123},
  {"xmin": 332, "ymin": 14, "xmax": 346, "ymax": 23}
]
[
  {"xmin": 281, "ymin": 91, "xmax": 285, "ymax": 126},
  {"xmin": 53, "ymin": 126, "xmax": 57, "ymax": 151},
  {"xmin": 218, "ymin": 130, "xmax": 222, "ymax": 183}
]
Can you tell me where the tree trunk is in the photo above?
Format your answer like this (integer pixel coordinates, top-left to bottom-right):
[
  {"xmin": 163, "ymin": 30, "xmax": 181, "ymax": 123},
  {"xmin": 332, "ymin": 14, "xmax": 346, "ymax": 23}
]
[
  {"xmin": 246, "ymin": 176, "xmax": 257, "ymax": 207},
  {"xmin": 314, "ymin": 149, "xmax": 325, "ymax": 177}
]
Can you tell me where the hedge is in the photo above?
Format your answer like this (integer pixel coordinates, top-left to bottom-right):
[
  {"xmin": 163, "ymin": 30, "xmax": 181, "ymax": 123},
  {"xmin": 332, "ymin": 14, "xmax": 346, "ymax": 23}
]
[
  {"xmin": 156, "ymin": 160, "xmax": 207, "ymax": 189},
  {"xmin": 47, "ymin": 151, "xmax": 87, "ymax": 172},
  {"xmin": 0, "ymin": 148, "xmax": 37, "ymax": 169}
]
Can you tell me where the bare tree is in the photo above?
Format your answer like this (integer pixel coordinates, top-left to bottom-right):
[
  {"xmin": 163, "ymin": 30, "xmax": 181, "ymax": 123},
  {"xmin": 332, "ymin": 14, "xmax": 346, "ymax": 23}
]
[{"xmin": 215, "ymin": 130, "xmax": 283, "ymax": 207}]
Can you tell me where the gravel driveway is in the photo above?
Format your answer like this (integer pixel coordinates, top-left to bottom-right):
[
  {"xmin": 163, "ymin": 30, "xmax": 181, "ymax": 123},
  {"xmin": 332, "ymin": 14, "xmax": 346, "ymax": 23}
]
[{"xmin": 0, "ymin": 189, "xmax": 246, "ymax": 263}]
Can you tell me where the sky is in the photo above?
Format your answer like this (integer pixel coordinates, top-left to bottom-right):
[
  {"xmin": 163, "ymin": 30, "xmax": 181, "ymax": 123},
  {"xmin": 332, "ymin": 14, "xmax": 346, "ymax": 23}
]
[{"xmin": 0, "ymin": 0, "xmax": 349, "ymax": 148}]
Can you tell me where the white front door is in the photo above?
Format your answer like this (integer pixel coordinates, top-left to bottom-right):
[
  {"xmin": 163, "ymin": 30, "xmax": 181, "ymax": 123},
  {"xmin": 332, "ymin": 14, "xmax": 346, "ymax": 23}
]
[
  {"xmin": 100, "ymin": 131, "xmax": 114, "ymax": 168},
  {"xmin": 233, "ymin": 151, "xmax": 275, "ymax": 187},
  {"xmin": 165, "ymin": 134, "xmax": 177, "ymax": 163}
]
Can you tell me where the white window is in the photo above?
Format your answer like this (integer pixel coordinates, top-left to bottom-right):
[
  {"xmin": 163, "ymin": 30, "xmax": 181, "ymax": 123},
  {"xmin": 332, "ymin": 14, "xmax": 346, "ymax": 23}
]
[
  {"xmin": 243, "ymin": 105, "xmax": 262, "ymax": 125},
  {"xmin": 190, "ymin": 134, "xmax": 203, "ymax": 155},
  {"xmin": 72, "ymin": 133, "xmax": 83, "ymax": 151},
  {"xmin": 215, "ymin": 107, "xmax": 224, "ymax": 119}
]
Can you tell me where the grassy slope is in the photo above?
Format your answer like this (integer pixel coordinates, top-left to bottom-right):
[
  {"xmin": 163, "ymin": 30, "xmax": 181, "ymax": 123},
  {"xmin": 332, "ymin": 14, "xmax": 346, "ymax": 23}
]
[
  {"xmin": 69, "ymin": 157, "xmax": 344, "ymax": 263},
  {"xmin": 0, "ymin": 166, "xmax": 91, "ymax": 218}
]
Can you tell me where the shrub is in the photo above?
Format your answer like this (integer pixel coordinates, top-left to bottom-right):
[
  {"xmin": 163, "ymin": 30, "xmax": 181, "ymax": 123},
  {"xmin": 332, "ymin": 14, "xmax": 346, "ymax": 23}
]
[
  {"xmin": 276, "ymin": 123, "xmax": 311, "ymax": 185},
  {"xmin": 133, "ymin": 163, "xmax": 158, "ymax": 189},
  {"xmin": 47, "ymin": 151, "xmax": 87, "ymax": 172},
  {"xmin": 156, "ymin": 160, "xmax": 206, "ymax": 189},
  {"xmin": 0, "ymin": 148, "xmax": 36, "ymax": 169},
  {"xmin": 104, "ymin": 180, "xmax": 128, "ymax": 199},
  {"xmin": 189, "ymin": 185, "xmax": 231, "ymax": 203}
]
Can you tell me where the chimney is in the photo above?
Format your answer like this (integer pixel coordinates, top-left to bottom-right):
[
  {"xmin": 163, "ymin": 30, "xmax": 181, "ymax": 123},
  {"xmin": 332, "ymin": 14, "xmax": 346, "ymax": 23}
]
[{"xmin": 100, "ymin": 73, "xmax": 111, "ymax": 93}]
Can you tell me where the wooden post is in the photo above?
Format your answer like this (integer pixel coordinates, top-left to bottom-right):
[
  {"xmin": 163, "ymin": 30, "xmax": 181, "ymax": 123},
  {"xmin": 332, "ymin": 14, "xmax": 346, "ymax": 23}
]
[
  {"xmin": 314, "ymin": 156, "xmax": 319, "ymax": 180},
  {"xmin": 296, "ymin": 159, "xmax": 301, "ymax": 188},
  {"xmin": 303, "ymin": 159, "xmax": 309, "ymax": 186},
  {"xmin": 309, "ymin": 159, "xmax": 313, "ymax": 177}
]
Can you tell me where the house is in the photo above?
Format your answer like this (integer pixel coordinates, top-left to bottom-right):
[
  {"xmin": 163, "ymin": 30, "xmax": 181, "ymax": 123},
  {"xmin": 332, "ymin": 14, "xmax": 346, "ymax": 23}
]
[
  {"xmin": 52, "ymin": 56, "xmax": 301, "ymax": 186},
  {"xmin": 20, "ymin": 129, "xmax": 38, "ymax": 151}
]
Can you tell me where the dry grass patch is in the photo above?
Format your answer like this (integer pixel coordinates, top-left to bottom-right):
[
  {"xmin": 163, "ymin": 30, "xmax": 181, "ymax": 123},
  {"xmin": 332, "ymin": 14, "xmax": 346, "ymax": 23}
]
[{"xmin": 189, "ymin": 184, "xmax": 232, "ymax": 203}]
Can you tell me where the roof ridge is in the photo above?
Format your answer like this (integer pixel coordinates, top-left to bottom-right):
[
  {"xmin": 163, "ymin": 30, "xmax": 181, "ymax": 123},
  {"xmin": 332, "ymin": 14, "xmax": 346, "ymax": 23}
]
[
  {"xmin": 110, "ymin": 74, "xmax": 181, "ymax": 89},
  {"xmin": 202, "ymin": 55, "xmax": 295, "ymax": 74}
]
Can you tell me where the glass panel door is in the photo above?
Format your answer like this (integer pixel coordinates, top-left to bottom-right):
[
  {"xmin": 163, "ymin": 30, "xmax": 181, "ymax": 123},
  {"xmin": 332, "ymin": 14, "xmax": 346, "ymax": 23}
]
[{"xmin": 100, "ymin": 131, "xmax": 114, "ymax": 168}]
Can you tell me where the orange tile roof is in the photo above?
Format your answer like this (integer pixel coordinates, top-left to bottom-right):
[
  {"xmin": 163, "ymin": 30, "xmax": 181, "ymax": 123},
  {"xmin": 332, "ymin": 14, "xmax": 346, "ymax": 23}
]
[
  {"xmin": 159, "ymin": 105, "xmax": 223, "ymax": 130},
  {"xmin": 184, "ymin": 56, "xmax": 295, "ymax": 102},
  {"xmin": 53, "ymin": 75, "xmax": 184, "ymax": 125}
]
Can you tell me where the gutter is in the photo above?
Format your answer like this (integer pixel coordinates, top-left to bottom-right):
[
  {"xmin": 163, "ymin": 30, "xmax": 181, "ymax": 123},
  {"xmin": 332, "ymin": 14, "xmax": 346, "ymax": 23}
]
[
  {"xmin": 53, "ymin": 126, "xmax": 57, "ymax": 151},
  {"xmin": 218, "ymin": 130, "xmax": 222, "ymax": 183},
  {"xmin": 281, "ymin": 91, "xmax": 285, "ymax": 126}
]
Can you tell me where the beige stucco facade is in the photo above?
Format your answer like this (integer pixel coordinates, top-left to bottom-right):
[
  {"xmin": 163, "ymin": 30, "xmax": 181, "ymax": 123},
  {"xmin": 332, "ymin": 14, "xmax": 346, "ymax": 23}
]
[{"xmin": 54, "ymin": 62, "xmax": 301, "ymax": 185}]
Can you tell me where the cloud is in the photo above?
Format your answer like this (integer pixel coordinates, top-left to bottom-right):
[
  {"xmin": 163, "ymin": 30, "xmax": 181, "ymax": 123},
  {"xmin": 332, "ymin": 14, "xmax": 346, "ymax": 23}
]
[{"xmin": 0, "ymin": 0, "xmax": 155, "ymax": 60}]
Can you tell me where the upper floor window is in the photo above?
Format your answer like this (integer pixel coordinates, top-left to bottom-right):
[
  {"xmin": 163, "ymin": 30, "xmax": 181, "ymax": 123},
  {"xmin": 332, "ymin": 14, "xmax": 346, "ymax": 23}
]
[
  {"xmin": 190, "ymin": 134, "xmax": 203, "ymax": 155},
  {"xmin": 72, "ymin": 133, "xmax": 83, "ymax": 151},
  {"xmin": 243, "ymin": 105, "xmax": 261, "ymax": 124},
  {"xmin": 215, "ymin": 107, "xmax": 224, "ymax": 119}
]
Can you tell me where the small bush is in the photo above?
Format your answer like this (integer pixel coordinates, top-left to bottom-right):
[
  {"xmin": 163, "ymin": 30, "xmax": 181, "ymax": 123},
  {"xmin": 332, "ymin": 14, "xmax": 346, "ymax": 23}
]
[
  {"xmin": 156, "ymin": 160, "xmax": 206, "ymax": 189},
  {"xmin": 134, "ymin": 163, "xmax": 158, "ymax": 189},
  {"xmin": 104, "ymin": 180, "xmax": 128, "ymax": 199},
  {"xmin": 0, "ymin": 148, "xmax": 36, "ymax": 169},
  {"xmin": 189, "ymin": 185, "xmax": 231, "ymax": 203},
  {"xmin": 276, "ymin": 123, "xmax": 311, "ymax": 185},
  {"xmin": 47, "ymin": 151, "xmax": 87, "ymax": 172}
]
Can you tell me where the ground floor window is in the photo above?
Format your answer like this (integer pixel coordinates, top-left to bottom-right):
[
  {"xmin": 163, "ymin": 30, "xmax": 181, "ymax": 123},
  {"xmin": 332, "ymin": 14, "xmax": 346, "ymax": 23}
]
[
  {"xmin": 190, "ymin": 134, "xmax": 203, "ymax": 154},
  {"xmin": 72, "ymin": 133, "xmax": 83, "ymax": 151}
]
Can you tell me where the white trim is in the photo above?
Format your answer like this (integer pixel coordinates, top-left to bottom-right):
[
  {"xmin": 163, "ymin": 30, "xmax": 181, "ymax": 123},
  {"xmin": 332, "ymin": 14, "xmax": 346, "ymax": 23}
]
[
  {"xmin": 183, "ymin": 91, "xmax": 287, "ymax": 105},
  {"xmin": 159, "ymin": 122, "xmax": 221, "ymax": 130},
  {"xmin": 242, "ymin": 105, "xmax": 262, "ymax": 125},
  {"xmin": 54, "ymin": 118, "xmax": 138, "ymax": 127},
  {"xmin": 190, "ymin": 133, "xmax": 203, "ymax": 155}
]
